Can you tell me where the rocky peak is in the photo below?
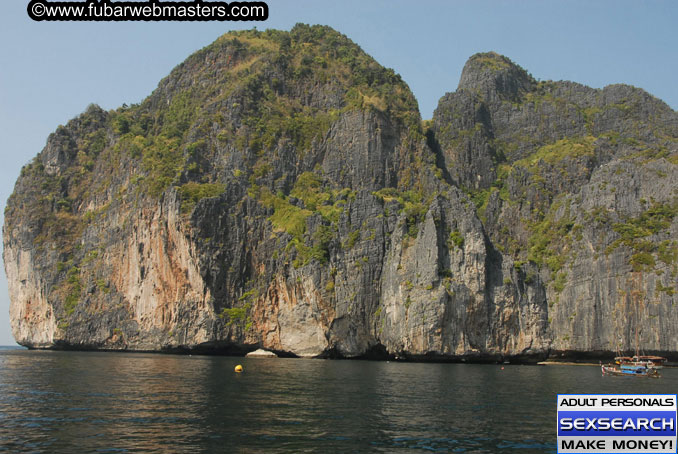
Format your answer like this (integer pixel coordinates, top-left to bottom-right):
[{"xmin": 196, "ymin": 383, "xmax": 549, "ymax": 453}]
[
  {"xmin": 458, "ymin": 52, "xmax": 535, "ymax": 103},
  {"xmin": 40, "ymin": 104, "xmax": 109, "ymax": 177}
]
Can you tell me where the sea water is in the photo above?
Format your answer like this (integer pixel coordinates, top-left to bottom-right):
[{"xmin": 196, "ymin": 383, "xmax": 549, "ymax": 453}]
[{"xmin": 0, "ymin": 348, "xmax": 675, "ymax": 453}]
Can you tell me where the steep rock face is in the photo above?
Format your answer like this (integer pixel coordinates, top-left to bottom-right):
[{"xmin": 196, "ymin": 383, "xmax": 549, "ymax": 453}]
[
  {"xmin": 377, "ymin": 190, "xmax": 549, "ymax": 358},
  {"xmin": 433, "ymin": 52, "xmax": 678, "ymax": 359},
  {"xmin": 5, "ymin": 245, "xmax": 56, "ymax": 348},
  {"xmin": 4, "ymin": 30, "xmax": 677, "ymax": 361}
]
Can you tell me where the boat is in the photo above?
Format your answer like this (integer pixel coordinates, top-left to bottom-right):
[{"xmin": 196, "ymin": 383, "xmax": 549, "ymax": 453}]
[
  {"xmin": 601, "ymin": 362, "xmax": 659, "ymax": 378},
  {"xmin": 631, "ymin": 355, "xmax": 667, "ymax": 370},
  {"xmin": 614, "ymin": 355, "xmax": 667, "ymax": 370}
]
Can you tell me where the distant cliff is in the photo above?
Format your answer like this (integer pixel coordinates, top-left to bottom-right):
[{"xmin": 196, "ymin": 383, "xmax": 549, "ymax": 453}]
[{"xmin": 4, "ymin": 25, "xmax": 677, "ymax": 361}]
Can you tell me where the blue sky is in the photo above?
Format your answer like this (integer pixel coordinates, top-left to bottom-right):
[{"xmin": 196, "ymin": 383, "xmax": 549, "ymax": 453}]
[{"xmin": 0, "ymin": 0, "xmax": 676, "ymax": 345}]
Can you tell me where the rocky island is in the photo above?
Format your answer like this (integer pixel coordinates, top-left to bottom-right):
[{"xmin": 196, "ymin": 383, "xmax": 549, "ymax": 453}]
[{"xmin": 4, "ymin": 25, "xmax": 677, "ymax": 361}]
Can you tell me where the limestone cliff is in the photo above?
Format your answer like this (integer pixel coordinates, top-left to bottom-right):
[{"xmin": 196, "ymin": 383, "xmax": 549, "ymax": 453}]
[
  {"xmin": 432, "ymin": 52, "xmax": 678, "ymax": 359},
  {"xmin": 4, "ymin": 28, "xmax": 677, "ymax": 361}
]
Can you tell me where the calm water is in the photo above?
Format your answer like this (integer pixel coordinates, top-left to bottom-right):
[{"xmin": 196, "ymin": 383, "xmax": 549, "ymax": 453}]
[{"xmin": 0, "ymin": 349, "xmax": 676, "ymax": 453}]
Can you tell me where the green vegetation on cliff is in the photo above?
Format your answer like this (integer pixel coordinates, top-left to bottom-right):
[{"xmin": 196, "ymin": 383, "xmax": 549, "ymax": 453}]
[{"xmin": 607, "ymin": 201, "xmax": 678, "ymax": 271}]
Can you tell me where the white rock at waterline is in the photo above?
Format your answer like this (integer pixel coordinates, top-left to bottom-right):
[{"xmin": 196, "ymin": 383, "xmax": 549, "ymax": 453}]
[{"xmin": 246, "ymin": 349, "xmax": 278, "ymax": 358}]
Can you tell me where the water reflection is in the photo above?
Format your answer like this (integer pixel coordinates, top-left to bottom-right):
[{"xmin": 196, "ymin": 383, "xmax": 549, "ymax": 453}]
[
  {"xmin": 0, "ymin": 351, "xmax": 214, "ymax": 453},
  {"xmin": 1, "ymin": 351, "xmax": 676, "ymax": 453}
]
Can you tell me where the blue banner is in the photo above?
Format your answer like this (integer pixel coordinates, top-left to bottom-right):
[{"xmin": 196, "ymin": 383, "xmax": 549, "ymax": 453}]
[{"xmin": 558, "ymin": 411, "xmax": 676, "ymax": 437}]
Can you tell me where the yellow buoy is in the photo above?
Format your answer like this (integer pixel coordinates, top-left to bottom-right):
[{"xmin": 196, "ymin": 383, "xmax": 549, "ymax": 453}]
[{"xmin": 235, "ymin": 364, "xmax": 243, "ymax": 373}]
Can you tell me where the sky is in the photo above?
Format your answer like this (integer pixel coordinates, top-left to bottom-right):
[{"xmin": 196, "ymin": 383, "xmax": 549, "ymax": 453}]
[{"xmin": 0, "ymin": 0, "xmax": 676, "ymax": 345}]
